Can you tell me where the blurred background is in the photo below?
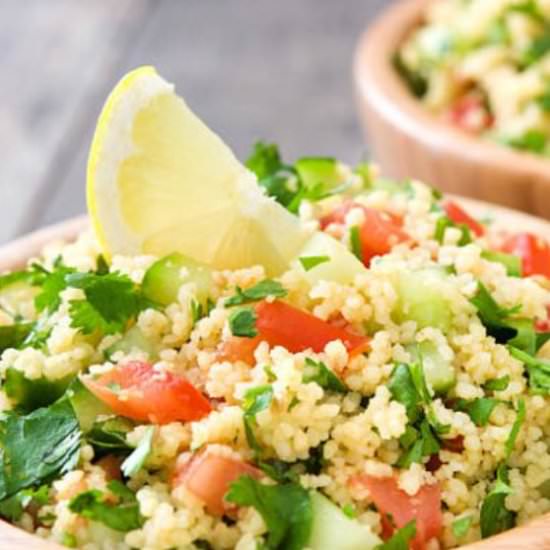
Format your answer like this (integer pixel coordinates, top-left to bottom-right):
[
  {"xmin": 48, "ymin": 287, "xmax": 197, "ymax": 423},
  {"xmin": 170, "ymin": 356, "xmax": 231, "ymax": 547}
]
[{"xmin": 1, "ymin": 0, "xmax": 390, "ymax": 245}]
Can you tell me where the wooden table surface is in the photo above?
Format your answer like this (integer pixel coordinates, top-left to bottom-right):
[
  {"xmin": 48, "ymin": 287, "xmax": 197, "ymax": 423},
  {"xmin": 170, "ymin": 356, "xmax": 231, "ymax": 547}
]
[{"xmin": 0, "ymin": 0, "xmax": 390, "ymax": 245}]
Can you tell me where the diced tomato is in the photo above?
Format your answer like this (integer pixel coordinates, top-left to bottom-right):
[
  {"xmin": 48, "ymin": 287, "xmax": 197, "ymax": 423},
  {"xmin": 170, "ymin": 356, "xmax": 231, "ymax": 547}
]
[
  {"xmin": 83, "ymin": 360, "xmax": 211, "ymax": 424},
  {"xmin": 173, "ymin": 450, "xmax": 261, "ymax": 516},
  {"xmin": 320, "ymin": 201, "xmax": 409, "ymax": 266},
  {"xmin": 447, "ymin": 93, "xmax": 493, "ymax": 134},
  {"xmin": 443, "ymin": 201, "xmax": 485, "ymax": 237},
  {"xmin": 501, "ymin": 232, "xmax": 550, "ymax": 279},
  {"xmin": 220, "ymin": 300, "xmax": 370, "ymax": 365},
  {"xmin": 351, "ymin": 474, "xmax": 442, "ymax": 550}
]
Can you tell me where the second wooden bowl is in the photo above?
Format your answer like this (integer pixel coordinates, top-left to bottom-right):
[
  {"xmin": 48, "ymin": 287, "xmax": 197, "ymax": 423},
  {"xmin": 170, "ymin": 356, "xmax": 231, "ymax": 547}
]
[{"xmin": 353, "ymin": 0, "xmax": 550, "ymax": 219}]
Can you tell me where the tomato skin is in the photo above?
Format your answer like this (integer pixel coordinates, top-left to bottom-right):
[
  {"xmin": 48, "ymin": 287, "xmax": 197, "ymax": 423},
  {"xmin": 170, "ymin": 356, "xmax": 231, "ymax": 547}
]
[
  {"xmin": 320, "ymin": 201, "xmax": 409, "ymax": 267},
  {"xmin": 447, "ymin": 93, "xmax": 493, "ymax": 134},
  {"xmin": 173, "ymin": 450, "xmax": 260, "ymax": 516},
  {"xmin": 220, "ymin": 300, "xmax": 369, "ymax": 365},
  {"xmin": 83, "ymin": 361, "xmax": 211, "ymax": 424},
  {"xmin": 443, "ymin": 201, "xmax": 485, "ymax": 237},
  {"xmin": 501, "ymin": 232, "xmax": 550, "ymax": 278},
  {"xmin": 351, "ymin": 475, "xmax": 442, "ymax": 550}
]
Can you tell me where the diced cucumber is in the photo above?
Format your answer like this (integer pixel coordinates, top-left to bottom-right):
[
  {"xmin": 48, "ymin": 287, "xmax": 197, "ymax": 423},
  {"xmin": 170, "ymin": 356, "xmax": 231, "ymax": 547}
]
[
  {"xmin": 292, "ymin": 232, "xmax": 366, "ymax": 286},
  {"xmin": 393, "ymin": 268, "xmax": 452, "ymax": 332},
  {"xmin": 105, "ymin": 326, "xmax": 158, "ymax": 360},
  {"xmin": 67, "ymin": 378, "xmax": 113, "ymax": 432},
  {"xmin": 407, "ymin": 341, "xmax": 456, "ymax": 394},
  {"xmin": 481, "ymin": 251, "xmax": 521, "ymax": 277},
  {"xmin": 308, "ymin": 492, "xmax": 381, "ymax": 550},
  {"xmin": 4, "ymin": 367, "xmax": 74, "ymax": 413},
  {"xmin": 142, "ymin": 252, "xmax": 212, "ymax": 306},
  {"xmin": 294, "ymin": 157, "xmax": 342, "ymax": 192}
]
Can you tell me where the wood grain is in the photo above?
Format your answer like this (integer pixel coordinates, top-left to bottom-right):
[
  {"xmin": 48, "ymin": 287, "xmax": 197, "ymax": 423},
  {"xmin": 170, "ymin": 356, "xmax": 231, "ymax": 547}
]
[
  {"xmin": 353, "ymin": 0, "xmax": 550, "ymax": 219},
  {"xmin": 0, "ymin": 200, "xmax": 550, "ymax": 549}
]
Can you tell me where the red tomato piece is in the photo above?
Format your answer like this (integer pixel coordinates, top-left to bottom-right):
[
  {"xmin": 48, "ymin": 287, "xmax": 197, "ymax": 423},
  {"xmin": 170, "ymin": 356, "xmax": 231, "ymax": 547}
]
[
  {"xmin": 443, "ymin": 201, "xmax": 485, "ymax": 237},
  {"xmin": 320, "ymin": 201, "xmax": 409, "ymax": 267},
  {"xmin": 173, "ymin": 450, "xmax": 261, "ymax": 516},
  {"xmin": 220, "ymin": 300, "xmax": 370, "ymax": 365},
  {"xmin": 447, "ymin": 93, "xmax": 493, "ymax": 134},
  {"xmin": 351, "ymin": 474, "xmax": 443, "ymax": 550},
  {"xmin": 501, "ymin": 232, "xmax": 550, "ymax": 279},
  {"xmin": 83, "ymin": 360, "xmax": 211, "ymax": 424}
]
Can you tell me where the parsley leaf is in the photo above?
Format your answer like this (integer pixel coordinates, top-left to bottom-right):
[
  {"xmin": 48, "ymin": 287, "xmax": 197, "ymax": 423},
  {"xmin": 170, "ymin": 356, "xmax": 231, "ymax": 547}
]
[
  {"xmin": 0, "ymin": 270, "xmax": 36, "ymax": 292},
  {"xmin": 435, "ymin": 216, "xmax": 472, "ymax": 246},
  {"xmin": 69, "ymin": 480, "xmax": 143, "ymax": 532},
  {"xmin": 121, "ymin": 425, "xmax": 154, "ymax": 477},
  {"xmin": 0, "ymin": 485, "xmax": 49, "ymax": 521},
  {"xmin": 350, "ymin": 226, "xmax": 363, "ymax": 262},
  {"xmin": 302, "ymin": 358, "xmax": 346, "ymax": 393},
  {"xmin": 66, "ymin": 272, "xmax": 150, "ymax": 335},
  {"xmin": 243, "ymin": 385, "xmax": 273, "ymax": 455},
  {"xmin": 86, "ymin": 417, "xmax": 133, "ymax": 454},
  {"xmin": 226, "ymin": 475, "xmax": 312, "ymax": 550},
  {"xmin": 480, "ymin": 465, "xmax": 515, "ymax": 538},
  {"xmin": 375, "ymin": 519, "xmax": 416, "ymax": 550},
  {"xmin": 397, "ymin": 418, "xmax": 440, "ymax": 468},
  {"xmin": 509, "ymin": 346, "xmax": 550, "ymax": 394},
  {"xmin": 484, "ymin": 375, "xmax": 510, "ymax": 392},
  {"xmin": 33, "ymin": 261, "xmax": 75, "ymax": 313},
  {"xmin": 225, "ymin": 280, "xmax": 287, "ymax": 307},
  {"xmin": 452, "ymin": 515, "xmax": 472, "ymax": 539},
  {"xmin": 388, "ymin": 363, "xmax": 423, "ymax": 422},
  {"xmin": 0, "ymin": 323, "xmax": 34, "ymax": 353},
  {"xmin": 458, "ymin": 398, "xmax": 499, "ymax": 427},
  {"xmin": 505, "ymin": 398, "xmax": 526, "ymax": 460},
  {"xmin": 298, "ymin": 256, "xmax": 330, "ymax": 272},
  {"xmin": 228, "ymin": 307, "xmax": 258, "ymax": 338},
  {"xmin": 0, "ymin": 398, "xmax": 80, "ymax": 500}
]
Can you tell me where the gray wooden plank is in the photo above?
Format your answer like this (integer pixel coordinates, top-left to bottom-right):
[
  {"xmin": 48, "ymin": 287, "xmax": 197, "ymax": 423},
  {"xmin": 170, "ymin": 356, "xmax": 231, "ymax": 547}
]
[
  {"xmin": 0, "ymin": 0, "xmax": 152, "ymax": 242},
  {"xmin": 27, "ymin": 0, "xmax": 390, "ymax": 231}
]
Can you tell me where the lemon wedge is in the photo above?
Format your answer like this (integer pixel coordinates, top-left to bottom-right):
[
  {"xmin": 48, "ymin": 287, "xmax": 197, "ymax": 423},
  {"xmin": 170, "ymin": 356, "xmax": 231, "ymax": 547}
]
[{"xmin": 87, "ymin": 66, "xmax": 308, "ymax": 275}]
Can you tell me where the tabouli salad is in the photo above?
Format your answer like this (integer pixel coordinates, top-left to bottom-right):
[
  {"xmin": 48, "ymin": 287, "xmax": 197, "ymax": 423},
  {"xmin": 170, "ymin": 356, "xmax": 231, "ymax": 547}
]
[
  {"xmin": 2, "ymin": 67, "xmax": 550, "ymax": 550},
  {"xmin": 397, "ymin": 0, "xmax": 550, "ymax": 157}
]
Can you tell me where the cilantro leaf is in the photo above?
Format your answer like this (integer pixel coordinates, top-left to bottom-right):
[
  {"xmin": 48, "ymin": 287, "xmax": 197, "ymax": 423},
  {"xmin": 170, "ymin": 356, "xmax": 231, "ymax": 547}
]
[
  {"xmin": 225, "ymin": 280, "xmax": 287, "ymax": 307},
  {"xmin": 69, "ymin": 480, "xmax": 143, "ymax": 532},
  {"xmin": 66, "ymin": 272, "xmax": 150, "ymax": 335},
  {"xmin": 505, "ymin": 398, "xmax": 526, "ymax": 460},
  {"xmin": 375, "ymin": 519, "xmax": 416, "ymax": 550},
  {"xmin": 226, "ymin": 475, "xmax": 312, "ymax": 550},
  {"xmin": 302, "ymin": 358, "xmax": 346, "ymax": 393},
  {"xmin": 484, "ymin": 375, "xmax": 510, "ymax": 392},
  {"xmin": 458, "ymin": 398, "xmax": 499, "ymax": 427},
  {"xmin": 452, "ymin": 515, "xmax": 472, "ymax": 539},
  {"xmin": 228, "ymin": 307, "xmax": 258, "ymax": 338},
  {"xmin": 0, "ymin": 398, "xmax": 80, "ymax": 500},
  {"xmin": 298, "ymin": 256, "xmax": 330, "ymax": 272},
  {"xmin": 480, "ymin": 465, "xmax": 515, "ymax": 538},
  {"xmin": 121, "ymin": 426, "xmax": 154, "ymax": 477}
]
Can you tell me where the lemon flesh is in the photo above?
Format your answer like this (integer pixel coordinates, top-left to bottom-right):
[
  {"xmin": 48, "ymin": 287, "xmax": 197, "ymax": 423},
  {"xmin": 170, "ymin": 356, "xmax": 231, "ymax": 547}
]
[{"xmin": 87, "ymin": 66, "xmax": 308, "ymax": 275}]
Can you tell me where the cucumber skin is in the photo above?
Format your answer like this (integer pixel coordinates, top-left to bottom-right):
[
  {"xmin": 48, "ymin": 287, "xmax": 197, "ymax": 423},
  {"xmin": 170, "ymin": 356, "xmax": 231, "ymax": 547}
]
[
  {"xmin": 142, "ymin": 252, "xmax": 212, "ymax": 306},
  {"xmin": 308, "ymin": 492, "xmax": 381, "ymax": 550}
]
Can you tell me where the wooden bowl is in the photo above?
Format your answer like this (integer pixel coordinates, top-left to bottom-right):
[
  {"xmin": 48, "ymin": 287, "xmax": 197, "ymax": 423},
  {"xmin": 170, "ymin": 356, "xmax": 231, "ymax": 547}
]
[
  {"xmin": 2, "ymin": 205, "xmax": 550, "ymax": 549},
  {"xmin": 353, "ymin": 0, "xmax": 550, "ymax": 219}
]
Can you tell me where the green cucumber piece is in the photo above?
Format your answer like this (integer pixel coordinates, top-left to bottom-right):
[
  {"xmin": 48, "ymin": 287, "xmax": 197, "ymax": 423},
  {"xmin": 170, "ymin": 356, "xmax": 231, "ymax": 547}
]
[
  {"xmin": 142, "ymin": 252, "xmax": 212, "ymax": 306},
  {"xmin": 4, "ymin": 368, "xmax": 74, "ymax": 413},
  {"xmin": 294, "ymin": 157, "xmax": 341, "ymax": 192},
  {"xmin": 393, "ymin": 269, "xmax": 452, "ymax": 332},
  {"xmin": 481, "ymin": 251, "xmax": 522, "ymax": 277},
  {"xmin": 67, "ymin": 378, "xmax": 113, "ymax": 433},
  {"xmin": 293, "ymin": 232, "xmax": 366, "ymax": 286},
  {"xmin": 308, "ymin": 492, "xmax": 381, "ymax": 550},
  {"xmin": 105, "ymin": 326, "xmax": 158, "ymax": 360},
  {"xmin": 408, "ymin": 341, "xmax": 456, "ymax": 394}
]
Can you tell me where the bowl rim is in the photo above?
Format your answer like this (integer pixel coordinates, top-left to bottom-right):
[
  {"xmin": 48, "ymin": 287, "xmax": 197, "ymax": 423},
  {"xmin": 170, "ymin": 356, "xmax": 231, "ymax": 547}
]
[{"xmin": 353, "ymin": 0, "xmax": 550, "ymax": 185}]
